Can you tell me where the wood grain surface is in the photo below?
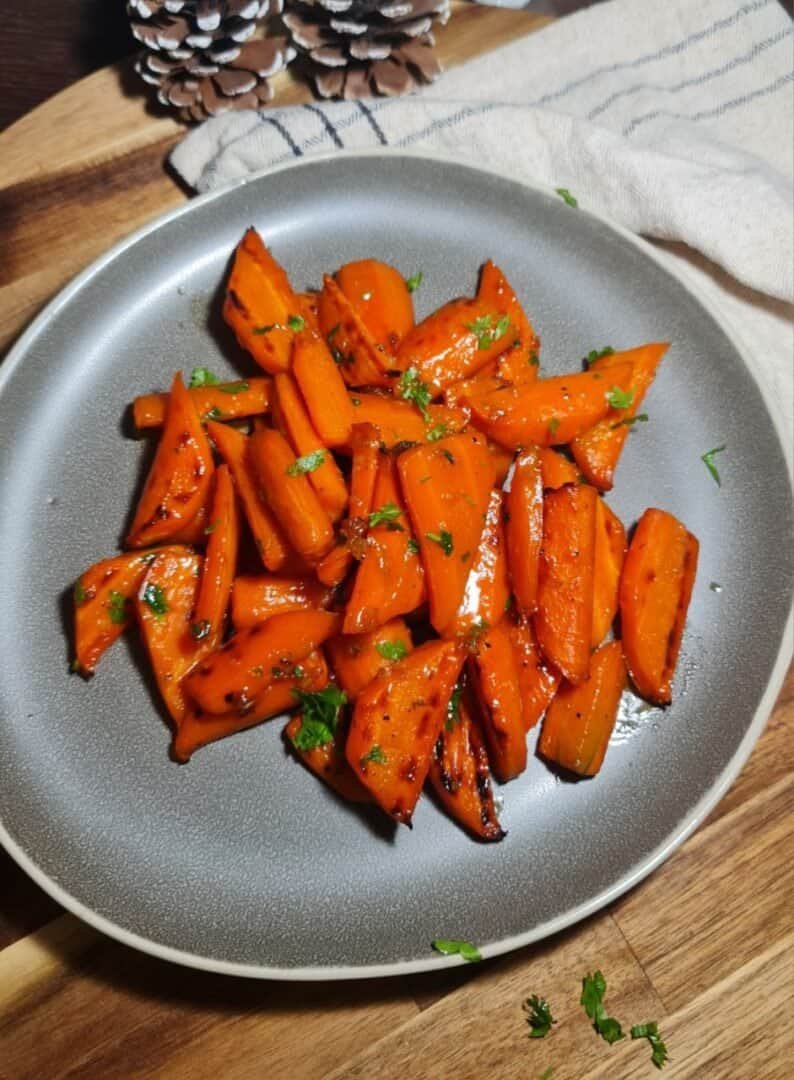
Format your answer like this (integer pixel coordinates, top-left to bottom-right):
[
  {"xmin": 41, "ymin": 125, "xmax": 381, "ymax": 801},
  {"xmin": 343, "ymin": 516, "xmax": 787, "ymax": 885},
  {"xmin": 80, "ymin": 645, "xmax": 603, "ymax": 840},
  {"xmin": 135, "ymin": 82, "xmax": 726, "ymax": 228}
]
[{"xmin": 0, "ymin": 5, "xmax": 792, "ymax": 1077}]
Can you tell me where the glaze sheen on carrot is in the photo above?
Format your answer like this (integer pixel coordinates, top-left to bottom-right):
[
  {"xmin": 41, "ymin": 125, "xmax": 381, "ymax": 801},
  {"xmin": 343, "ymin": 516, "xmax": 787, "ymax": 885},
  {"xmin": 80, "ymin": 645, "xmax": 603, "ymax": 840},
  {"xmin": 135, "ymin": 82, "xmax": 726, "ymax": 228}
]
[
  {"xmin": 591, "ymin": 499, "xmax": 627, "ymax": 648},
  {"xmin": 539, "ymin": 447, "xmax": 580, "ymax": 489},
  {"xmin": 132, "ymin": 377, "xmax": 271, "ymax": 430},
  {"xmin": 326, "ymin": 619, "xmax": 413, "ymax": 701},
  {"xmin": 468, "ymin": 621, "xmax": 527, "ymax": 782},
  {"xmin": 508, "ymin": 617, "xmax": 560, "ymax": 732},
  {"xmin": 345, "ymin": 393, "xmax": 468, "ymax": 450},
  {"xmin": 291, "ymin": 331, "xmax": 355, "ymax": 448},
  {"xmin": 451, "ymin": 488, "xmax": 510, "ymax": 637},
  {"xmin": 231, "ymin": 575, "xmax": 332, "ymax": 629},
  {"xmin": 620, "ymin": 508, "xmax": 699, "ymax": 705},
  {"xmin": 505, "ymin": 446, "xmax": 543, "ymax": 617},
  {"xmin": 335, "ymin": 259, "xmax": 415, "ymax": 354},
  {"xmin": 190, "ymin": 465, "xmax": 239, "ymax": 651},
  {"xmin": 317, "ymin": 274, "xmax": 395, "ymax": 387}
]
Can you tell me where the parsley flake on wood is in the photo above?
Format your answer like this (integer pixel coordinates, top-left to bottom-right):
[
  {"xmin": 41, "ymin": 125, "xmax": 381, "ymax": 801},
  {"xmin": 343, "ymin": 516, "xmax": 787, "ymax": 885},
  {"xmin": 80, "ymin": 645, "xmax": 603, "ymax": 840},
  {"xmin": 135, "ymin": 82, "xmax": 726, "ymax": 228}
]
[
  {"xmin": 580, "ymin": 971, "xmax": 624, "ymax": 1045},
  {"xmin": 556, "ymin": 187, "xmax": 578, "ymax": 208},
  {"xmin": 375, "ymin": 640, "xmax": 409, "ymax": 662},
  {"xmin": 360, "ymin": 744, "xmax": 387, "ymax": 766},
  {"xmin": 290, "ymin": 685, "xmax": 347, "ymax": 751},
  {"xmin": 584, "ymin": 346, "xmax": 615, "ymax": 367},
  {"xmin": 406, "ymin": 271, "xmax": 423, "ymax": 293},
  {"xmin": 431, "ymin": 938, "xmax": 482, "ymax": 963},
  {"xmin": 631, "ymin": 1022, "xmax": 669, "ymax": 1069},
  {"xmin": 107, "ymin": 591, "xmax": 128, "ymax": 624},
  {"xmin": 287, "ymin": 449, "xmax": 325, "ymax": 476},
  {"xmin": 523, "ymin": 995, "xmax": 557, "ymax": 1039},
  {"xmin": 445, "ymin": 684, "xmax": 463, "ymax": 731},
  {"xmin": 426, "ymin": 530, "xmax": 454, "ymax": 556},
  {"xmin": 605, "ymin": 386, "xmax": 634, "ymax": 410},
  {"xmin": 611, "ymin": 413, "xmax": 648, "ymax": 430},
  {"xmin": 368, "ymin": 502, "xmax": 403, "ymax": 529},
  {"xmin": 398, "ymin": 367, "xmax": 433, "ymax": 423},
  {"xmin": 539, "ymin": 1069, "xmax": 554, "ymax": 1080},
  {"xmin": 141, "ymin": 583, "xmax": 168, "ymax": 617},
  {"xmin": 701, "ymin": 445, "xmax": 726, "ymax": 487},
  {"xmin": 287, "ymin": 314, "xmax": 305, "ymax": 332},
  {"xmin": 189, "ymin": 367, "xmax": 220, "ymax": 388}
]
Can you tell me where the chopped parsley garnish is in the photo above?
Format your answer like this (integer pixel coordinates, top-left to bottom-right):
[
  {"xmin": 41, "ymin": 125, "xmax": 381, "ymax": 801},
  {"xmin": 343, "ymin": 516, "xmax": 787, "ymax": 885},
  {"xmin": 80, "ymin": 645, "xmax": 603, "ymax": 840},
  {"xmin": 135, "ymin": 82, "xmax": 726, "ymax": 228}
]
[
  {"xmin": 556, "ymin": 187, "xmax": 578, "ymax": 208},
  {"xmin": 701, "ymin": 445, "xmax": 726, "ymax": 487},
  {"xmin": 539, "ymin": 1069, "xmax": 554, "ymax": 1080},
  {"xmin": 580, "ymin": 971, "xmax": 624, "ymax": 1045},
  {"xmin": 426, "ymin": 423, "xmax": 448, "ymax": 442},
  {"xmin": 191, "ymin": 619, "xmax": 211, "ymax": 640},
  {"xmin": 287, "ymin": 314, "xmax": 305, "ymax": 332},
  {"xmin": 141, "ymin": 583, "xmax": 168, "ymax": 617},
  {"xmin": 188, "ymin": 367, "xmax": 220, "ymax": 388},
  {"xmin": 548, "ymin": 417, "xmax": 560, "ymax": 437},
  {"xmin": 219, "ymin": 381, "xmax": 250, "ymax": 394},
  {"xmin": 327, "ymin": 323, "xmax": 340, "ymax": 342},
  {"xmin": 529, "ymin": 351, "xmax": 540, "ymax": 366},
  {"xmin": 631, "ymin": 1021, "xmax": 669, "ymax": 1069},
  {"xmin": 351, "ymin": 397, "xmax": 361, "ymax": 406},
  {"xmin": 74, "ymin": 580, "xmax": 87, "ymax": 605},
  {"xmin": 359, "ymin": 744, "xmax": 387, "ymax": 766},
  {"xmin": 291, "ymin": 685, "xmax": 347, "ymax": 751},
  {"xmin": 368, "ymin": 502, "xmax": 403, "ymax": 530},
  {"xmin": 286, "ymin": 449, "xmax": 325, "ymax": 476},
  {"xmin": 399, "ymin": 367, "xmax": 433, "ymax": 423},
  {"xmin": 605, "ymin": 386, "xmax": 635, "ymax": 410},
  {"xmin": 465, "ymin": 314, "xmax": 510, "ymax": 351},
  {"xmin": 252, "ymin": 324, "xmax": 276, "ymax": 335},
  {"xmin": 204, "ymin": 520, "xmax": 219, "ymax": 534},
  {"xmin": 426, "ymin": 530, "xmax": 453, "ymax": 556},
  {"xmin": 375, "ymin": 640, "xmax": 409, "ymax": 662},
  {"xmin": 442, "ymin": 448, "xmax": 455, "ymax": 465},
  {"xmin": 204, "ymin": 407, "xmax": 223, "ymax": 421},
  {"xmin": 611, "ymin": 413, "xmax": 648, "ymax": 430},
  {"xmin": 407, "ymin": 538, "xmax": 420, "ymax": 555},
  {"xmin": 431, "ymin": 938, "xmax": 482, "ymax": 963},
  {"xmin": 523, "ymin": 995, "xmax": 557, "ymax": 1039},
  {"xmin": 584, "ymin": 346, "xmax": 615, "ymax": 367},
  {"xmin": 406, "ymin": 271, "xmax": 423, "ymax": 293},
  {"xmin": 445, "ymin": 684, "xmax": 463, "ymax": 731},
  {"xmin": 107, "ymin": 591, "xmax": 127, "ymax": 624}
]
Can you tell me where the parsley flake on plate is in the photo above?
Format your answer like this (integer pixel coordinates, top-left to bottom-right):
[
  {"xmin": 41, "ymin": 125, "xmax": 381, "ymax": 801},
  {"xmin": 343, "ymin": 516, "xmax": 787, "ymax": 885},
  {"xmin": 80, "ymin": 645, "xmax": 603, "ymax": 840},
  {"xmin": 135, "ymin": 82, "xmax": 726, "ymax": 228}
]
[
  {"xmin": 605, "ymin": 386, "xmax": 634, "ymax": 411},
  {"xmin": 701, "ymin": 444, "xmax": 726, "ymax": 486},
  {"xmin": 431, "ymin": 938, "xmax": 482, "ymax": 963},
  {"xmin": 188, "ymin": 367, "xmax": 220, "ymax": 389},
  {"xmin": 406, "ymin": 270, "xmax": 423, "ymax": 293},
  {"xmin": 556, "ymin": 187, "xmax": 578, "ymax": 208}
]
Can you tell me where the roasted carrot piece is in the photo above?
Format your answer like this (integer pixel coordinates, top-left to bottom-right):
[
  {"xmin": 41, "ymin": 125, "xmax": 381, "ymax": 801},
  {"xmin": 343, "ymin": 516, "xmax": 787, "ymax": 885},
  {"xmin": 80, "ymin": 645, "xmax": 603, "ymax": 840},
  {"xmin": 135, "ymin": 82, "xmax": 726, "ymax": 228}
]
[
  {"xmin": 173, "ymin": 650, "xmax": 328, "ymax": 762},
  {"xmin": 183, "ymin": 609, "xmax": 341, "ymax": 715},
  {"xmin": 292, "ymin": 331, "xmax": 355, "ymax": 448},
  {"xmin": 326, "ymin": 618, "xmax": 413, "ymax": 700},
  {"xmin": 135, "ymin": 549, "xmax": 203, "ymax": 726},
  {"xmin": 468, "ymin": 621, "xmax": 526, "ymax": 781},
  {"xmin": 190, "ymin": 465, "xmax": 239, "ymax": 651},
  {"xmin": 231, "ymin": 575, "xmax": 332, "ymax": 629},
  {"xmin": 620, "ymin": 508, "xmax": 699, "ymax": 705},
  {"xmin": 344, "ymin": 392, "xmax": 468, "ymax": 449},
  {"xmin": 343, "ymin": 454, "xmax": 424, "ymax": 634},
  {"xmin": 206, "ymin": 419, "xmax": 290, "ymax": 571},
  {"xmin": 538, "ymin": 641, "xmax": 626, "ymax": 776},
  {"xmin": 73, "ymin": 548, "xmax": 186, "ymax": 676},
  {"xmin": 317, "ymin": 274, "xmax": 394, "ymax": 387},
  {"xmin": 316, "ymin": 421, "xmax": 380, "ymax": 587},
  {"xmin": 428, "ymin": 687, "xmax": 505, "ymax": 842},
  {"xmin": 346, "ymin": 639, "xmax": 465, "ymax": 825},
  {"xmin": 539, "ymin": 447, "xmax": 580, "ymax": 489},
  {"xmin": 222, "ymin": 227, "xmax": 300, "ymax": 374},
  {"xmin": 488, "ymin": 440, "xmax": 515, "ymax": 487},
  {"xmin": 571, "ymin": 343, "xmax": 669, "ymax": 490},
  {"xmin": 466, "ymin": 363, "xmax": 635, "ymax": 450},
  {"xmin": 126, "ymin": 372, "xmax": 215, "ymax": 548},
  {"xmin": 132, "ymin": 377, "xmax": 271, "ymax": 430},
  {"xmin": 335, "ymin": 259, "xmax": 415, "ymax": 354},
  {"xmin": 505, "ymin": 446, "xmax": 543, "ymax": 617},
  {"xmin": 295, "ymin": 291, "xmax": 320, "ymax": 333},
  {"xmin": 451, "ymin": 488, "xmax": 510, "ymax": 637},
  {"xmin": 477, "ymin": 259, "xmax": 539, "ymax": 373},
  {"xmin": 443, "ymin": 347, "xmax": 537, "ymax": 409},
  {"xmin": 398, "ymin": 432, "xmax": 495, "ymax": 635},
  {"xmin": 534, "ymin": 483, "xmax": 598, "ymax": 684},
  {"xmin": 508, "ymin": 617, "xmax": 560, "ymax": 731},
  {"xmin": 397, "ymin": 296, "xmax": 519, "ymax": 393},
  {"xmin": 249, "ymin": 427, "xmax": 335, "ymax": 564},
  {"xmin": 591, "ymin": 499, "xmax": 627, "ymax": 648},
  {"xmin": 272, "ymin": 373, "xmax": 348, "ymax": 522},
  {"xmin": 285, "ymin": 711, "xmax": 371, "ymax": 803}
]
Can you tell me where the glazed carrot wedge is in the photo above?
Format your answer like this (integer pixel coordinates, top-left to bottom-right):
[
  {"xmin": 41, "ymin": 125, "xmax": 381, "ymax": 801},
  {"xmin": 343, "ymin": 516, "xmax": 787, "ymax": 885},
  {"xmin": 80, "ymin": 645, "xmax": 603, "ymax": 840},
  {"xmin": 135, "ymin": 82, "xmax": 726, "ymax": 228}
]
[
  {"xmin": 173, "ymin": 651, "xmax": 329, "ymax": 762},
  {"xmin": 206, "ymin": 419, "xmax": 291, "ymax": 571},
  {"xmin": 620, "ymin": 508, "xmax": 699, "ymax": 705},
  {"xmin": 166, "ymin": 501, "xmax": 212, "ymax": 545},
  {"xmin": 183, "ymin": 609, "xmax": 341, "ymax": 715},
  {"xmin": 335, "ymin": 259, "xmax": 415, "ymax": 354},
  {"xmin": 73, "ymin": 548, "xmax": 187, "ymax": 676},
  {"xmin": 343, "ymin": 454, "xmax": 424, "ymax": 634},
  {"xmin": 132, "ymin": 377, "xmax": 271, "ymax": 430},
  {"xmin": 477, "ymin": 259, "xmax": 539, "ymax": 372},
  {"xmin": 534, "ymin": 483, "xmax": 598, "ymax": 684},
  {"xmin": 346, "ymin": 638, "xmax": 465, "ymax": 825},
  {"xmin": 591, "ymin": 499, "xmax": 627, "ymax": 648},
  {"xmin": 345, "ymin": 392, "xmax": 468, "ymax": 449},
  {"xmin": 326, "ymin": 618, "xmax": 413, "ymax": 700},
  {"xmin": 451, "ymin": 488, "xmax": 510, "ymax": 637},
  {"xmin": 135, "ymin": 549, "xmax": 203, "ymax": 726},
  {"xmin": 428, "ymin": 688, "xmax": 505, "ymax": 842},
  {"xmin": 272, "ymin": 373, "xmax": 348, "ymax": 522},
  {"xmin": 126, "ymin": 372, "xmax": 215, "ymax": 548},
  {"xmin": 443, "ymin": 347, "xmax": 537, "ymax": 408},
  {"xmin": 505, "ymin": 446, "xmax": 543, "ymax": 617},
  {"xmin": 398, "ymin": 432, "xmax": 495, "ymax": 635},
  {"xmin": 488, "ymin": 440, "xmax": 515, "ymax": 487},
  {"xmin": 508, "ymin": 617, "xmax": 560, "ymax": 732},
  {"xmin": 466, "ymin": 363, "xmax": 635, "ymax": 450},
  {"xmin": 249, "ymin": 427, "xmax": 335, "ymax": 563},
  {"xmin": 292, "ymin": 331, "xmax": 355, "ymax": 448},
  {"xmin": 285, "ymin": 711, "xmax": 371, "ymax": 803},
  {"xmin": 397, "ymin": 297, "xmax": 519, "ymax": 393},
  {"xmin": 469, "ymin": 621, "xmax": 527, "ymax": 782},
  {"xmin": 317, "ymin": 274, "xmax": 394, "ymax": 387},
  {"xmin": 539, "ymin": 447, "xmax": 580, "ymax": 489},
  {"xmin": 538, "ymin": 641, "xmax": 626, "ymax": 776},
  {"xmin": 571, "ymin": 343, "xmax": 669, "ymax": 490},
  {"xmin": 190, "ymin": 465, "xmax": 239, "ymax": 650},
  {"xmin": 222, "ymin": 227, "xmax": 300, "ymax": 374},
  {"xmin": 295, "ymin": 290, "xmax": 321, "ymax": 333},
  {"xmin": 231, "ymin": 575, "xmax": 332, "ymax": 629}
]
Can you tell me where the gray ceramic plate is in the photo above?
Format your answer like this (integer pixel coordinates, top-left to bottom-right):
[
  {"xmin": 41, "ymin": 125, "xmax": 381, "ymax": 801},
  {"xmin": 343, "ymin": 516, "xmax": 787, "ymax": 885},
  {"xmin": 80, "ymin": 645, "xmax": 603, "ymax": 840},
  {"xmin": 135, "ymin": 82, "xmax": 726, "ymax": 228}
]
[{"xmin": 0, "ymin": 152, "xmax": 791, "ymax": 980}]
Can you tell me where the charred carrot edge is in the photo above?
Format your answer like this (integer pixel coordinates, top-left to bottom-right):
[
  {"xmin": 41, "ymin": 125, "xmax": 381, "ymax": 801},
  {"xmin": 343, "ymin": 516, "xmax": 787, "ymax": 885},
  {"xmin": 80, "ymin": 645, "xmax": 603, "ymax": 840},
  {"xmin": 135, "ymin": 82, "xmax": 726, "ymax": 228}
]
[
  {"xmin": 317, "ymin": 274, "xmax": 395, "ymax": 387},
  {"xmin": 284, "ymin": 713, "xmax": 372, "ymax": 803},
  {"xmin": 591, "ymin": 499, "xmax": 627, "ymax": 648},
  {"xmin": 508, "ymin": 617, "xmax": 560, "ymax": 732},
  {"xmin": 505, "ymin": 446, "xmax": 543, "ymax": 617},
  {"xmin": 539, "ymin": 447, "xmax": 580, "ymax": 490},
  {"xmin": 452, "ymin": 488, "xmax": 510, "ymax": 636},
  {"xmin": 132, "ymin": 378, "xmax": 271, "ymax": 430},
  {"xmin": 335, "ymin": 258, "xmax": 415, "ymax": 354},
  {"xmin": 468, "ymin": 621, "xmax": 527, "ymax": 782}
]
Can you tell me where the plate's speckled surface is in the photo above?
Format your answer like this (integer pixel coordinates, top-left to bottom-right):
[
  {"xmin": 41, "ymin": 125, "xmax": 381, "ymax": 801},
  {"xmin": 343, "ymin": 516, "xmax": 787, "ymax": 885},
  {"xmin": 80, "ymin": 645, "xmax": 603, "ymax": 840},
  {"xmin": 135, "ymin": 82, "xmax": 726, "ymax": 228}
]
[{"xmin": 0, "ymin": 154, "xmax": 791, "ymax": 979}]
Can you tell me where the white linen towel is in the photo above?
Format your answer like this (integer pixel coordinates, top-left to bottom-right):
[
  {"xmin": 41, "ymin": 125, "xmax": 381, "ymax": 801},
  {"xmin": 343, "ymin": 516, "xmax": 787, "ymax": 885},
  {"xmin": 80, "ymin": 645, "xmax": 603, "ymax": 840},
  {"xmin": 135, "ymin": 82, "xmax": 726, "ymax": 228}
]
[{"xmin": 172, "ymin": 0, "xmax": 794, "ymax": 440}]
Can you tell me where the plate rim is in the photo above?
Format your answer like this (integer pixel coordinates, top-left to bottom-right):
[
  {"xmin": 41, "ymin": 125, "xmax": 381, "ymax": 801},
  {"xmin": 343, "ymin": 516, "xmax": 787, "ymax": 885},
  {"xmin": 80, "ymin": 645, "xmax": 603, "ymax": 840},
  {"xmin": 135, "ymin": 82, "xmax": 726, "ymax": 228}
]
[{"xmin": 1, "ymin": 148, "xmax": 791, "ymax": 981}]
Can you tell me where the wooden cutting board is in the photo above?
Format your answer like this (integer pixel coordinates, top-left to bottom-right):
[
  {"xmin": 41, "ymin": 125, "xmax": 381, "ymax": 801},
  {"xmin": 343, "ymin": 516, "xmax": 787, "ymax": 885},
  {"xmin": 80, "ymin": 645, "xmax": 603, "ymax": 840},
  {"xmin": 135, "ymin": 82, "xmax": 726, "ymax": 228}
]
[{"xmin": 0, "ymin": 5, "xmax": 792, "ymax": 1076}]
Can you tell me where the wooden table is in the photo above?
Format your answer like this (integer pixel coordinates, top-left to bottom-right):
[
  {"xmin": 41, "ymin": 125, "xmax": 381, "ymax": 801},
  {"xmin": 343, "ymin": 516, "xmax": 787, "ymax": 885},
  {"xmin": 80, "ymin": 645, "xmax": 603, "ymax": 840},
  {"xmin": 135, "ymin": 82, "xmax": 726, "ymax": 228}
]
[{"xmin": 1, "ymin": 7, "xmax": 792, "ymax": 1077}]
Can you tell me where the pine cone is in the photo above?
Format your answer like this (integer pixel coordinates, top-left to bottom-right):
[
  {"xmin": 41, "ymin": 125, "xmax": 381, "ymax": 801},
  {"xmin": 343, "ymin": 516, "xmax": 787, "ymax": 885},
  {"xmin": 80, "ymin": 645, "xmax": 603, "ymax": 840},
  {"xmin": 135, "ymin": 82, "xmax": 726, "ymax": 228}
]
[
  {"xmin": 283, "ymin": 0, "xmax": 449, "ymax": 100},
  {"xmin": 130, "ymin": 0, "xmax": 296, "ymax": 121}
]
